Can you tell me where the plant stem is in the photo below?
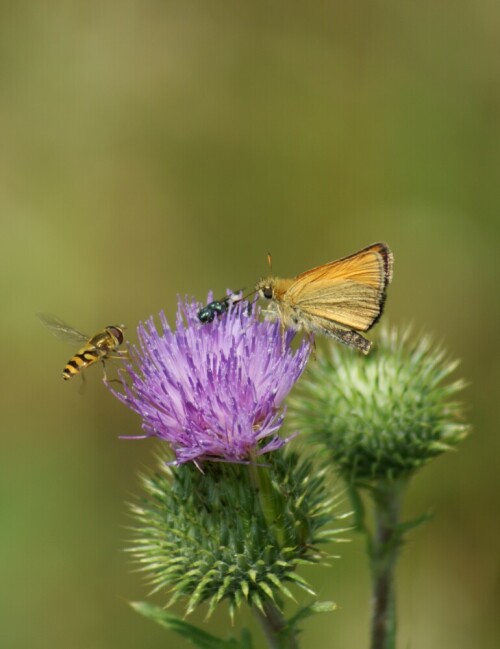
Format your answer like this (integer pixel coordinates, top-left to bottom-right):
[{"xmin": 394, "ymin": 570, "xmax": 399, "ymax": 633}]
[
  {"xmin": 249, "ymin": 458, "xmax": 297, "ymax": 648},
  {"xmin": 369, "ymin": 479, "xmax": 406, "ymax": 649},
  {"xmin": 254, "ymin": 600, "xmax": 300, "ymax": 649}
]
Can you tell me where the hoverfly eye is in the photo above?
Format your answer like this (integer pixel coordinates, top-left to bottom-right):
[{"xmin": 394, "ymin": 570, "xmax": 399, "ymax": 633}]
[
  {"xmin": 262, "ymin": 287, "xmax": 273, "ymax": 299},
  {"xmin": 107, "ymin": 326, "xmax": 124, "ymax": 344}
]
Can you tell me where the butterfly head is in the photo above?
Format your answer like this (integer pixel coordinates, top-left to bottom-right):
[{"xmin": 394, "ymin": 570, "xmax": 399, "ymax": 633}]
[{"xmin": 255, "ymin": 278, "xmax": 276, "ymax": 300}]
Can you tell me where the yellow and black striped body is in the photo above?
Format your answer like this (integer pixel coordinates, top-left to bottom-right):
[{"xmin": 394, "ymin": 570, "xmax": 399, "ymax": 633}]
[{"xmin": 63, "ymin": 326, "xmax": 124, "ymax": 380}]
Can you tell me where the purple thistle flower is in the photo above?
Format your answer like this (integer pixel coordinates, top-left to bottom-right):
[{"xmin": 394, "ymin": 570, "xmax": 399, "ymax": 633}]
[{"xmin": 108, "ymin": 295, "xmax": 311, "ymax": 465}]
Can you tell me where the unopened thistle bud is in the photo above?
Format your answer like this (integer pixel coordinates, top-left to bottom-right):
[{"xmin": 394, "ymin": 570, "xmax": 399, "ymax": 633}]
[
  {"xmin": 130, "ymin": 451, "xmax": 347, "ymax": 620},
  {"xmin": 290, "ymin": 327, "xmax": 470, "ymax": 483}
]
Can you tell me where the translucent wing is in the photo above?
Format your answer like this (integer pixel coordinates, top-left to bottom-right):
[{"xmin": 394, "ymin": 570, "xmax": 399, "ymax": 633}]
[
  {"xmin": 38, "ymin": 313, "xmax": 90, "ymax": 345},
  {"xmin": 286, "ymin": 243, "xmax": 393, "ymax": 331}
]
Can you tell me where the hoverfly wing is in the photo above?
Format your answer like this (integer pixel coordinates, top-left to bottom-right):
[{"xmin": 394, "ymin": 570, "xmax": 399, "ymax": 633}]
[{"xmin": 37, "ymin": 313, "xmax": 90, "ymax": 345}]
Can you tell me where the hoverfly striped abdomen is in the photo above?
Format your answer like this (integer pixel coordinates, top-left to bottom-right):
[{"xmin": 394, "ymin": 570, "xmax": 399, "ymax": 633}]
[{"xmin": 63, "ymin": 348, "xmax": 102, "ymax": 380}]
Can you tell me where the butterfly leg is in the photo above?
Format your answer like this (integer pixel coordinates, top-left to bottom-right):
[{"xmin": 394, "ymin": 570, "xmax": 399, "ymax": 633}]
[
  {"xmin": 308, "ymin": 333, "xmax": 317, "ymax": 360},
  {"xmin": 280, "ymin": 322, "xmax": 288, "ymax": 353}
]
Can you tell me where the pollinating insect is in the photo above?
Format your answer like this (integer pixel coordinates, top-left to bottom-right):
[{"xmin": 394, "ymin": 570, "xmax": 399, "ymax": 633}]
[
  {"xmin": 197, "ymin": 291, "xmax": 243, "ymax": 324},
  {"xmin": 255, "ymin": 242, "xmax": 393, "ymax": 354},
  {"xmin": 38, "ymin": 314, "xmax": 126, "ymax": 380}
]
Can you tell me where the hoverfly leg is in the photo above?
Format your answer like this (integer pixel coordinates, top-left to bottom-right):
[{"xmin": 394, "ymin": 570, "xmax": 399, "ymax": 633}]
[
  {"xmin": 108, "ymin": 349, "xmax": 129, "ymax": 360},
  {"xmin": 78, "ymin": 371, "xmax": 87, "ymax": 395},
  {"xmin": 101, "ymin": 359, "xmax": 108, "ymax": 382},
  {"xmin": 117, "ymin": 367, "xmax": 132, "ymax": 389},
  {"xmin": 104, "ymin": 377, "xmax": 124, "ymax": 386},
  {"xmin": 101, "ymin": 358, "xmax": 125, "ymax": 386},
  {"xmin": 101, "ymin": 344, "xmax": 130, "ymax": 386}
]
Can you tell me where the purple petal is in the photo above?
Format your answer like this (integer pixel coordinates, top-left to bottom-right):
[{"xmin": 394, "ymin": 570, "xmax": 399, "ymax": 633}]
[{"xmin": 107, "ymin": 294, "xmax": 311, "ymax": 464}]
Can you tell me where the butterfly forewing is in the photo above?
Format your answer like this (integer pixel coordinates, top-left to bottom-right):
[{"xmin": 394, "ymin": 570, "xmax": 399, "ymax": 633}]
[{"xmin": 291, "ymin": 243, "xmax": 391, "ymax": 291}]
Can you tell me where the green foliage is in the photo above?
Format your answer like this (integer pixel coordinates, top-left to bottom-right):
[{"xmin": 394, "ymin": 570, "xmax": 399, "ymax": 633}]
[
  {"xmin": 287, "ymin": 600, "xmax": 337, "ymax": 629},
  {"xmin": 290, "ymin": 327, "xmax": 470, "ymax": 483},
  {"xmin": 130, "ymin": 602, "xmax": 253, "ymax": 648},
  {"xmin": 129, "ymin": 451, "xmax": 348, "ymax": 619}
]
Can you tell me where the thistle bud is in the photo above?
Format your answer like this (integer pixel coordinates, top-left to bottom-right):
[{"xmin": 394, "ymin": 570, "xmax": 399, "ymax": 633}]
[
  {"xmin": 129, "ymin": 451, "xmax": 347, "ymax": 620},
  {"xmin": 290, "ymin": 327, "xmax": 470, "ymax": 483}
]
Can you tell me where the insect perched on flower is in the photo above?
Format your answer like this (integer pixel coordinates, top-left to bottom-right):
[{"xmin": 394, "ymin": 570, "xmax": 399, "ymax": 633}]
[
  {"xmin": 38, "ymin": 314, "xmax": 126, "ymax": 380},
  {"xmin": 255, "ymin": 242, "xmax": 393, "ymax": 354},
  {"xmin": 197, "ymin": 291, "xmax": 243, "ymax": 324}
]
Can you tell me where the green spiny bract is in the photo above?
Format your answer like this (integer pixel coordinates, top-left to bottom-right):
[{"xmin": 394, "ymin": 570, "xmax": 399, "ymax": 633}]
[
  {"xmin": 129, "ymin": 451, "xmax": 347, "ymax": 619},
  {"xmin": 289, "ymin": 327, "xmax": 470, "ymax": 483}
]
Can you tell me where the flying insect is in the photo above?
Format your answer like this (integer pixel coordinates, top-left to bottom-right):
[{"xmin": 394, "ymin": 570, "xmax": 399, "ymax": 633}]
[{"xmin": 38, "ymin": 314, "xmax": 126, "ymax": 380}]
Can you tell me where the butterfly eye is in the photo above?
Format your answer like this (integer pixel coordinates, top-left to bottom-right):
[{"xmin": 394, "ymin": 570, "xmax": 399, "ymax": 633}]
[{"xmin": 262, "ymin": 287, "xmax": 273, "ymax": 299}]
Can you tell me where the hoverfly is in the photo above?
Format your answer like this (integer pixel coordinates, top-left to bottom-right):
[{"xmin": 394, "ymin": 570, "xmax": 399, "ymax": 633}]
[
  {"xmin": 254, "ymin": 242, "xmax": 393, "ymax": 354},
  {"xmin": 197, "ymin": 291, "xmax": 244, "ymax": 324},
  {"xmin": 38, "ymin": 314, "xmax": 126, "ymax": 380}
]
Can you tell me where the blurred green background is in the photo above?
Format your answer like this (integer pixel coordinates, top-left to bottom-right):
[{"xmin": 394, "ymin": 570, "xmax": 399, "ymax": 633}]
[{"xmin": 1, "ymin": 1, "xmax": 499, "ymax": 647}]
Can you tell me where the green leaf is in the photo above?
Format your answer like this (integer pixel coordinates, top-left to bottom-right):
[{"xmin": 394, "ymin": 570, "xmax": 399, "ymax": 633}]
[
  {"xmin": 288, "ymin": 600, "xmax": 337, "ymax": 628},
  {"xmin": 396, "ymin": 510, "xmax": 433, "ymax": 533},
  {"xmin": 347, "ymin": 484, "xmax": 367, "ymax": 535},
  {"xmin": 130, "ymin": 601, "xmax": 250, "ymax": 649}
]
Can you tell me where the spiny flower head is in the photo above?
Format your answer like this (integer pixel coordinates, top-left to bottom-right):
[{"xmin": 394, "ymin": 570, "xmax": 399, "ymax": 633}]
[
  {"xmin": 108, "ymin": 295, "xmax": 311, "ymax": 465},
  {"xmin": 131, "ymin": 451, "xmax": 348, "ymax": 619},
  {"xmin": 290, "ymin": 326, "xmax": 470, "ymax": 482}
]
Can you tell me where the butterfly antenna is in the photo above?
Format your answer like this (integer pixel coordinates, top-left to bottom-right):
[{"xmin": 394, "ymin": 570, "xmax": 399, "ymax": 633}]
[
  {"xmin": 238, "ymin": 287, "xmax": 257, "ymax": 302},
  {"xmin": 234, "ymin": 252, "xmax": 275, "ymax": 306},
  {"xmin": 267, "ymin": 252, "xmax": 273, "ymax": 275}
]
